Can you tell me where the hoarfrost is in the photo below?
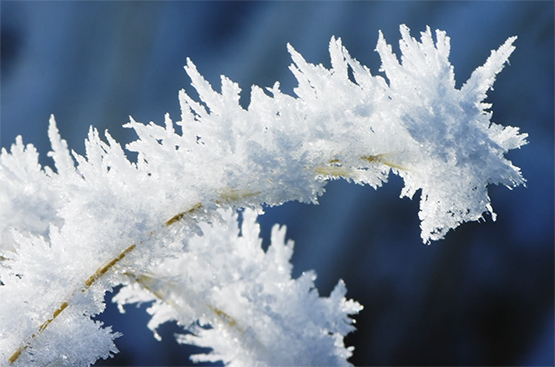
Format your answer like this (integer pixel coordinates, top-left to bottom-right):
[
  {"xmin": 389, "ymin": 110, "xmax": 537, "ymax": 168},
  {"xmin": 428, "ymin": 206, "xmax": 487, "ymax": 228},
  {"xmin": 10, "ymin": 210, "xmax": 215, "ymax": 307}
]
[{"xmin": 0, "ymin": 25, "xmax": 525, "ymax": 366}]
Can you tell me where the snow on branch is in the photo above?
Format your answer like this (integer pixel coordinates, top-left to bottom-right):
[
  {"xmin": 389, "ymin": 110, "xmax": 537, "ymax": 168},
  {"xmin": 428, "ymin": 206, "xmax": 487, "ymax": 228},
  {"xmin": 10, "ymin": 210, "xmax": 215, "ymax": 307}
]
[{"xmin": 0, "ymin": 25, "xmax": 525, "ymax": 366}]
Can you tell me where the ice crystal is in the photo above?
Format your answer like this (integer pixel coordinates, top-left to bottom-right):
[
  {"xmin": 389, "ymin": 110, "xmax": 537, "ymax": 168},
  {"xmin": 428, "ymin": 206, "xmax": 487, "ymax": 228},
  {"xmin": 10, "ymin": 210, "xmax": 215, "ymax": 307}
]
[
  {"xmin": 114, "ymin": 209, "xmax": 361, "ymax": 366},
  {"xmin": 0, "ymin": 25, "xmax": 525, "ymax": 366}
]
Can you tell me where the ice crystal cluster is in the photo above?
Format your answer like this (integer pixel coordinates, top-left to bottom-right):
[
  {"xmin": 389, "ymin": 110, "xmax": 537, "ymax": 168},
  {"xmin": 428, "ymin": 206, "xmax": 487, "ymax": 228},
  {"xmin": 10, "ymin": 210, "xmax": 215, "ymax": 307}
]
[{"xmin": 0, "ymin": 25, "xmax": 526, "ymax": 366}]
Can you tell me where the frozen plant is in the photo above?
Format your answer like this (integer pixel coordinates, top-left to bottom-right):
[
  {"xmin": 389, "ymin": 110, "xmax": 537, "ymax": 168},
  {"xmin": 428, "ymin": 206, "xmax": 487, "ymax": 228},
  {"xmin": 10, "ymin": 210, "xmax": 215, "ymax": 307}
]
[{"xmin": 0, "ymin": 25, "xmax": 526, "ymax": 366}]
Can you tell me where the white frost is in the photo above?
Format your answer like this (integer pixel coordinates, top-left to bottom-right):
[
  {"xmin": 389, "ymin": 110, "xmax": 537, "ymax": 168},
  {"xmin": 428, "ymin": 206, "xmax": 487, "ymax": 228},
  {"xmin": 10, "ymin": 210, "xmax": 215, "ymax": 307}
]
[
  {"xmin": 114, "ymin": 209, "xmax": 362, "ymax": 366},
  {"xmin": 0, "ymin": 25, "xmax": 525, "ymax": 366}
]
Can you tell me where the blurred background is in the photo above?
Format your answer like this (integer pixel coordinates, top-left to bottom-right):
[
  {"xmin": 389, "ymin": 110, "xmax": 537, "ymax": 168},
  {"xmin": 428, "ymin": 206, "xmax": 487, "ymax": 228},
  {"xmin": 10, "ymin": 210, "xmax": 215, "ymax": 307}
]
[{"xmin": 1, "ymin": 1, "xmax": 553, "ymax": 366}]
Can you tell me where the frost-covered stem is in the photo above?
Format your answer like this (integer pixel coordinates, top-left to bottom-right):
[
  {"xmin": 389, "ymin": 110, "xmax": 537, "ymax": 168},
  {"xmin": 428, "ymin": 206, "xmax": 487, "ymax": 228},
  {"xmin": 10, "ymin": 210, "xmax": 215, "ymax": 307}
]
[
  {"xmin": 7, "ymin": 243, "xmax": 136, "ymax": 364},
  {"xmin": 6, "ymin": 198, "xmax": 227, "ymax": 364},
  {"xmin": 0, "ymin": 25, "xmax": 526, "ymax": 367}
]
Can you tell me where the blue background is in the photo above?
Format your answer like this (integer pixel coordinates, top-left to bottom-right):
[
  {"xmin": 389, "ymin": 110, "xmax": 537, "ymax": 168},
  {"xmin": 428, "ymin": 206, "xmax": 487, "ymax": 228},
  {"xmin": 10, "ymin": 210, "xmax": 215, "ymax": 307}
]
[{"xmin": 1, "ymin": 1, "xmax": 553, "ymax": 366}]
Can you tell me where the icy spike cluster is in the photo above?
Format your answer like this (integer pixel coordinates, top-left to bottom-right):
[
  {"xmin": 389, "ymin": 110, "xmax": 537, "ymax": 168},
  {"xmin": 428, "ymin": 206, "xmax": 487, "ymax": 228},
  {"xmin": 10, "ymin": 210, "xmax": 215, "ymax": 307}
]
[
  {"xmin": 125, "ymin": 25, "xmax": 526, "ymax": 244},
  {"xmin": 374, "ymin": 26, "xmax": 527, "ymax": 241},
  {"xmin": 114, "ymin": 209, "xmax": 362, "ymax": 366},
  {"xmin": 0, "ymin": 25, "xmax": 525, "ymax": 366}
]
